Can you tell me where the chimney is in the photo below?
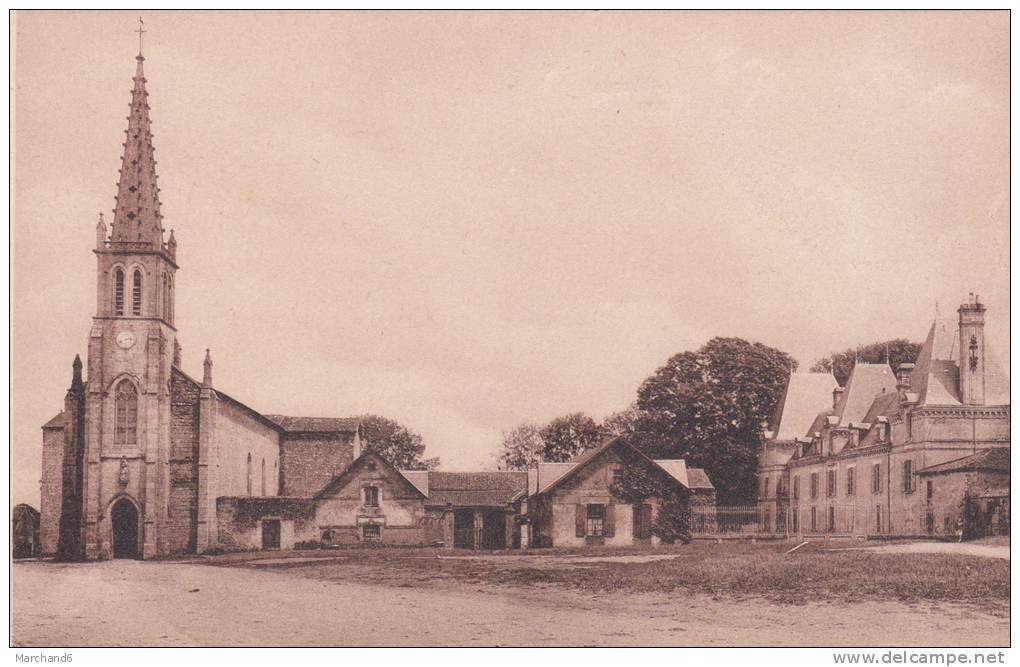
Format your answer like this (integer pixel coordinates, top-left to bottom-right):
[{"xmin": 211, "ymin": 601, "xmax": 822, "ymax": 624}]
[
  {"xmin": 832, "ymin": 386, "xmax": 844, "ymax": 411},
  {"xmin": 958, "ymin": 294, "xmax": 987, "ymax": 406},
  {"xmin": 895, "ymin": 363, "xmax": 914, "ymax": 391}
]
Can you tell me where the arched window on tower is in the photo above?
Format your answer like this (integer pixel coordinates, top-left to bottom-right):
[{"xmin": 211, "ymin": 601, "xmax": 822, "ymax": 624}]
[
  {"xmin": 114, "ymin": 379, "xmax": 138, "ymax": 445},
  {"xmin": 261, "ymin": 458, "xmax": 266, "ymax": 496},
  {"xmin": 246, "ymin": 453, "xmax": 253, "ymax": 496},
  {"xmin": 132, "ymin": 270, "xmax": 143, "ymax": 316},
  {"xmin": 114, "ymin": 269, "xmax": 125, "ymax": 316},
  {"xmin": 168, "ymin": 276, "xmax": 174, "ymax": 324},
  {"xmin": 162, "ymin": 273, "xmax": 170, "ymax": 322}
]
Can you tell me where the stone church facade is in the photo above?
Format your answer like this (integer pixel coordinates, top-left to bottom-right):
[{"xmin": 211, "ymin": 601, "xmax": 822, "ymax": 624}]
[
  {"xmin": 758, "ymin": 297, "xmax": 1010, "ymax": 538},
  {"xmin": 38, "ymin": 51, "xmax": 363, "ymax": 560}
]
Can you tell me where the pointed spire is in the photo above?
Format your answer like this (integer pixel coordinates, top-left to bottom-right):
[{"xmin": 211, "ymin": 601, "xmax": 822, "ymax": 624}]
[
  {"xmin": 96, "ymin": 212, "xmax": 107, "ymax": 249},
  {"xmin": 110, "ymin": 35, "xmax": 163, "ymax": 248},
  {"xmin": 202, "ymin": 348, "xmax": 213, "ymax": 388},
  {"xmin": 71, "ymin": 354, "xmax": 84, "ymax": 391}
]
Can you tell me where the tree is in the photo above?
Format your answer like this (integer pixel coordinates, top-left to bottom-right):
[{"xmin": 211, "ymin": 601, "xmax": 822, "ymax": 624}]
[
  {"xmin": 358, "ymin": 414, "xmax": 438, "ymax": 470},
  {"xmin": 601, "ymin": 404, "xmax": 643, "ymax": 438},
  {"xmin": 539, "ymin": 412, "xmax": 606, "ymax": 462},
  {"xmin": 810, "ymin": 338, "xmax": 921, "ymax": 386},
  {"xmin": 632, "ymin": 337, "xmax": 796, "ymax": 504},
  {"xmin": 497, "ymin": 423, "xmax": 545, "ymax": 471}
]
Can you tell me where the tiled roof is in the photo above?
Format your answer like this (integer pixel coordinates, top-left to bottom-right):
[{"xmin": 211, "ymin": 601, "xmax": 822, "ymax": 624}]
[
  {"xmin": 42, "ymin": 411, "xmax": 65, "ymax": 429},
  {"xmin": 836, "ymin": 363, "xmax": 897, "ymax": 426},
  {"xmin": 536, "ymin": 463, "xmax": 575, "ymax": 493},
  {"xmin": 423, "ymin": 471, "xmax": 528, "ymax": 507},
  {"xmin": 653, "ymin": 459, "xmax": 689, "ymax": 487},
  {"xmin": 916, "ymin": 448, "xmax": 1010, "ymax": 475},
  {"xmin": 264, "ymin": 415, "xmax": 361, "ymax": 433},
  {"xmin": 772, "ymin": 372, "xmax": 839, "ymax": 441},
  {"xmin": 315, "ymin": 451, "xmax": 426, "ymax": 500},
  {"xmin": 687, "ymin": 468, "xmax": 715, "ymax": 490},
  {"xmin": 400, "ymin": 470, "xmax": 429, "ymax": 496}
]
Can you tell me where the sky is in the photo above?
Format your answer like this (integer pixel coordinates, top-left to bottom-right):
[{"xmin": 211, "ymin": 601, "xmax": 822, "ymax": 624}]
[{"xmin": 11, "ymin": 10, "xmax": 1009, "ymax": 506}]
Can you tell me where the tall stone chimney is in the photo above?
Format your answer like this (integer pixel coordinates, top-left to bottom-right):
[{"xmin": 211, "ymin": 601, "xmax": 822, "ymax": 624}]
[
  {"xmin": 895, "ymin": 363, "xmax": 914, "ymax": 392},
  {"xmin": 958, "ymin": 293, "xmax": 986, "ymax": 406},
  {"xmin": 832, "ymin": 386, "xmax": 844, "ymax": 411}
]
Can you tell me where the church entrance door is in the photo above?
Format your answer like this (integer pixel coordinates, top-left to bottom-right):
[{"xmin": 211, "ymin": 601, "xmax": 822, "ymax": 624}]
[
  {"xmin": 262, "ymin": 519, "xmax": 281, "ymax": 550},
  {"xmin": 111, "ymin": 498, "xmax": 139, "ymax": 559}
]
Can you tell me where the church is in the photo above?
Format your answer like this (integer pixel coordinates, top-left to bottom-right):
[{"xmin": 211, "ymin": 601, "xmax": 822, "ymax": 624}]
[{"xmin": 39, "ymin": 45, "xmax": 714, "ymax": 560}]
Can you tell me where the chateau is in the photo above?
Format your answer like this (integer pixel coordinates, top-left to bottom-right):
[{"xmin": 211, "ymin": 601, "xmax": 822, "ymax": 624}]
[
  {"xmin": 39, "ymin": 48, "xmax": 713, "ymax": 559},
  {"xmin": 758, "ymin": 298, "xmax": 1010, "ymax": 538}
]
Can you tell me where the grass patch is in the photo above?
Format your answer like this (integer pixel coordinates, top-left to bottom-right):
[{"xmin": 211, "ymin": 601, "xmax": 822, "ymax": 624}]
[{"xmin": 205, "ymin": 541, "xmax": 1009, "ymax": 607}]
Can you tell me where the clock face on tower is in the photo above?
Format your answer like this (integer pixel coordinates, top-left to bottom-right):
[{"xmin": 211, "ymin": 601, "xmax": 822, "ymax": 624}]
[{"xmin": 116, "ymin": 331, "xmax": 136, "ymax": 350}]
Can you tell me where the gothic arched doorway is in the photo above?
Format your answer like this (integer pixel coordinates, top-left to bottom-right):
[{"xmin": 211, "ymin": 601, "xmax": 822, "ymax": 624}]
[{"xmin": 111, "ymin": 498, "xmax": 139, "ymax": 559}]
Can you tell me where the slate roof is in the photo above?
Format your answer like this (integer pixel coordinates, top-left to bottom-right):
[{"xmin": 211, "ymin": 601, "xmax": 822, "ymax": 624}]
[
  {"xmin": 264, "ymin": 415, "xmax": 361, "ymax": 433},
  {"xmin": 42, "ymin": 411, "xmax": 66, "ymax": 429},
  {"xmin": 535, "ymin": 463, "xmax": 575, "ymax": 493},
  {"xmin": 422, "ymin": 471, "xmax": 528, "ymax": 507},
  {"xmin": 836, "ymin": 363, "xmax": 897, "ymax": 426},
  {"xmin": 653, "ymin": 459, "xmax": 689, "ymax": 487},
  {"xmin": 772, "ymin": 372, "xmax": 839, "ymax": 441},
  {"xmin": 916, "ymin": 448, "xmax": 1010, "ymax": 476},
  {"xmin": 862, "ymin": 391, "xmax": 900, "ymax": 425},
  {"xmin": 401, "ymin": 470, "xmax": 429, "ymax": 496},
  {"xmin": 910, "ymin": 319, "xmax": 961, "ymax": 406}
]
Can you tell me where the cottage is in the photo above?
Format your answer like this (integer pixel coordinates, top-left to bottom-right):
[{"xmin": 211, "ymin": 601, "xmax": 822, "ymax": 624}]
[
  {"xmin": 12, "ymin": 504, "xmax": 41, "ymax": 559},
  {"xmin": 526, "ymin": 438, "xmax": 715, "ymax": 547}
]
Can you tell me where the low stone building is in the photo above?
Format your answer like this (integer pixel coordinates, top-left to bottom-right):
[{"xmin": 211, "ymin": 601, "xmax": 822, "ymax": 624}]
[
  {"xmin": 526, "ymin": 438, "xmax": 715, "ymax": 548},
  {"xmin": 915, "ymin": 447, "xmax": 1010, "ymax": 538}
]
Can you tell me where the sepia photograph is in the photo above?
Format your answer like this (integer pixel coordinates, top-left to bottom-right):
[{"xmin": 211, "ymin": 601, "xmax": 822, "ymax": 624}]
[{"xmin": 8, "ymin": 8, "xmax": 1011, "ymax": 652}]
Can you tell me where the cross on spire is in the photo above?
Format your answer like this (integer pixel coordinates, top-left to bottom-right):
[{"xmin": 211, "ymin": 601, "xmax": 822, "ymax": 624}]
[{"xmin": 135, "ymin": 17, "xmax": 146, "ymax": 56}]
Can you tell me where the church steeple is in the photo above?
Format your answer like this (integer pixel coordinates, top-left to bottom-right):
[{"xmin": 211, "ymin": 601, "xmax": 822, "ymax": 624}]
[{"xmin": 110, "ymin": 48, "xmax": 163, "ymax": 247}]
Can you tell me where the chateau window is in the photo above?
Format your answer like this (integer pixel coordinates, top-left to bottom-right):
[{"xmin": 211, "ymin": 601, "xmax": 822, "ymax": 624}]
[
  {"xmin": 114, "ymin": 269, "xmax": 125, "ymax": 316},
  {"xmin": 871, "ymin": 463, "xmax": 882, "ymax": 494},
  {"xmin": 364, "ymin": 486, "xmax": 379, "ymax": 507},
  {"xmin": 246, "ymin": 453, "xmax": 253, "ymax": 496},
  {"xmin": 926, "ymin": 480, "xmax": 933, "ymax": 500},
  {"xmin": 826, "ymin": 470, "xmax": 836, "ymax": 497},
  {"xmin": 764, "ymin": 477, "xmax": 770, "ymax": 499},
  {"xmin": 828, "ymin": 506, "xmax": 835, "ymax": 532},
  {"xmin": 792, "ymin": 509, "xmax": 799, "ymax": 533},
  {"xmin": 586, "ymin": 504, "xmax": 605, "ymax": 537},
  {"xmin": 875, "ymin": 505, "xmax": 882, "ymax": 533},
  {"xmin": 810, "ymin": 507, "xmax": 817, "ymax": 532},
  {"xmin": 362, "ymin": 524, "xmax": 381, "ymax": 540},
  {"xmin": 792, "ymin": 476, "xmax": 800, "ymax": 500},
  {"xmin": 846, "ymin": 467, "xmax": 855, "ymax": 496},
  {"xmin": 113, "ymin": 379, "xmax": 137, "ymax": 445},
  {"xmin": 902, "ymin": 460, "xmax": 914, "ymax": 494},
  {"xmin": 810, "ymin": 473, "xmax": 818, "ymax": 499},
  {"xmin": 132, "ymin": 270, "xmax": 142, "ymax": 316}
]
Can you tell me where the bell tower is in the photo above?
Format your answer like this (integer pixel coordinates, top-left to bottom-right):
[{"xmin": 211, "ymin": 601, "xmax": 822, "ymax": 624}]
[{"xmin": 83, "ymin": 38, "xmax": 179, "ymax": 560}]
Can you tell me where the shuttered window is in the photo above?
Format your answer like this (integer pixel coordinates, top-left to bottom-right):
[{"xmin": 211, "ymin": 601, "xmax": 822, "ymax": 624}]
[
  {"xmin": 902, "ymin": 460, "xmax": 914, "ymax": 494},
  {"xmin": 872, "ymin": 463, "xmax": 882, "ymax": 494},
  {"xmin": 846, "ymin": 468, "xmax": 855, "ymax": 496}
]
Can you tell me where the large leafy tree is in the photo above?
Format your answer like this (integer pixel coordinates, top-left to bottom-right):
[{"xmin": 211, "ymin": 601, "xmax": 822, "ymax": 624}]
[
  {"xmin": 539, "ymin": 412, "xmax": 606, "ymax": 462},
  {"xmin": 497, "ymin": 423, "xmax": 545, "ymax": 471},
  {"xmin": 631, "ymin": 337, "xmax": 796, "ymax": 504},
  {"xmin": 810, "ymin": 338, "xmax": 921, "ymax": 386},
  {"xmin": 359, "ymin": 414, "xmax": 439, "ymax": 470}
]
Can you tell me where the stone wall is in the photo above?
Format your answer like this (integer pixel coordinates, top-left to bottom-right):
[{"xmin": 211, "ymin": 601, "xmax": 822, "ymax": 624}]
[
  {"xmin": 216, "ymin": 496, "xmax": 317, "ymax": 550},
  {"xmin": 166, "ymin": 373, "xmax": 200, "ymax": 553},
  {"xmin": 213, "ymin": 396, "xmax": 280, "ymax": 499},
  {"xmin": 279, "ymin": 433, "xmax": 356, "ymax": 497},
  {"xmin": 39, "ymin": 424, "xmax": 64, "ymax": 555}
]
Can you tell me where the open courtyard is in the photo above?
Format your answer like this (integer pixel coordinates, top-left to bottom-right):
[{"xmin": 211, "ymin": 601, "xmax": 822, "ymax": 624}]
[{"xmin": 11, "ymin": 540, "xmax": 1009, "ymax": 647}]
